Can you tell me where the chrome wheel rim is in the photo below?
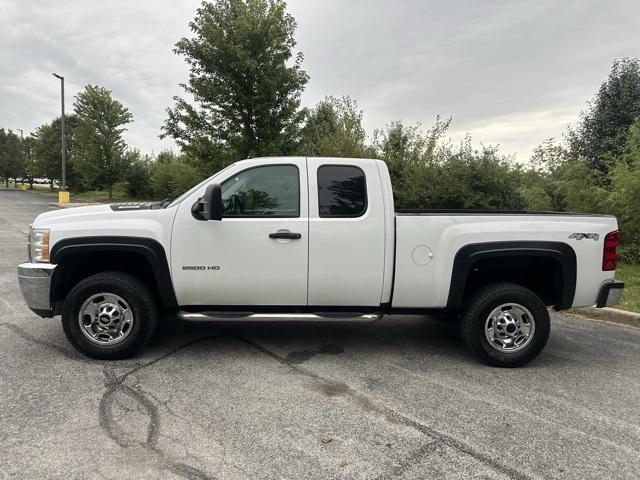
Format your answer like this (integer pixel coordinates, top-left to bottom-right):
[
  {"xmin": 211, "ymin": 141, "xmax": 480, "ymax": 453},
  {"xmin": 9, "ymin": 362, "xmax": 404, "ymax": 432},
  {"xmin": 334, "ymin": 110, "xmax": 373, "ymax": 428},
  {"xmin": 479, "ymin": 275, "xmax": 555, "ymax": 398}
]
[
  {"xmin": 484, "ymin": 303, "xmax": 535, "ymax": 353},
  {"xmin": 78, "ymin": 293, "xmax": 134, "ymax": 345}
]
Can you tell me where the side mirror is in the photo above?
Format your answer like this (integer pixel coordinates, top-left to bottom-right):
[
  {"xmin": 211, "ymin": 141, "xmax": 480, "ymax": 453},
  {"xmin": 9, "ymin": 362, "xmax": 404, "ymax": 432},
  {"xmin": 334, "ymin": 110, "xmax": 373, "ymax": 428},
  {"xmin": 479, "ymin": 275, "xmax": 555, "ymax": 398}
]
[{"xmin": 191, "ymin": 183, "xmax": 223, "ymax": 221}]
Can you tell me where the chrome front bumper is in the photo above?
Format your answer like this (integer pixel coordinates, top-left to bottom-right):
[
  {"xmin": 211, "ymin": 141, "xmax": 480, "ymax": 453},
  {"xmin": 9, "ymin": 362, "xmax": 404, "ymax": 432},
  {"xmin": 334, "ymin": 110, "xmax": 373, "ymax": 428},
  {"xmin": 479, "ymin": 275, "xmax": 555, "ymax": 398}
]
[
  {"xmin": 596, "ymin": 280, "xmax": 625, "ymax": 308},
  {"xmin": 17, "ymin": 263, "xmax": 57, "ymax": 317}
]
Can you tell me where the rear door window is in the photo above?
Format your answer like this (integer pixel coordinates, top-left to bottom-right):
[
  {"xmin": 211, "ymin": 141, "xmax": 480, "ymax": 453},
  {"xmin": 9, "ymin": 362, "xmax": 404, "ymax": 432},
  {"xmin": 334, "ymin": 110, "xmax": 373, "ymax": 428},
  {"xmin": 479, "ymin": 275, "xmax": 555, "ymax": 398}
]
[{"xmin": 317, "ymin": 165, "xmax": 367, "ymax": 217}]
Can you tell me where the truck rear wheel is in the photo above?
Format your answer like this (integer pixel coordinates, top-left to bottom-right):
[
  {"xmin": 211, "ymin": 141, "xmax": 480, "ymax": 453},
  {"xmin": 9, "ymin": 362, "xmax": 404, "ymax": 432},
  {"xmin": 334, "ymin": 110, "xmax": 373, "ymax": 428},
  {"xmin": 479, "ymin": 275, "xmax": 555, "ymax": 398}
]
[
  {"xmin": 461, "ymin": 282, "xmax": 550, "ymax": 367},
  {"xmin": 62, "ymin": 272, "xmax": 157, "ymax": 360}
]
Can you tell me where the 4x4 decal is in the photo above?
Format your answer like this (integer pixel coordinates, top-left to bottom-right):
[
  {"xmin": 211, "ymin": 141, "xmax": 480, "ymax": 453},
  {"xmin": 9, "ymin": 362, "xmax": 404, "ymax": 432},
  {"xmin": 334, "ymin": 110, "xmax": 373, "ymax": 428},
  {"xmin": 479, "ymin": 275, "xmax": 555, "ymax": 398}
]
[{"xmin": 568, "ymin": 233, "xmax": 599, "ymax": 241}]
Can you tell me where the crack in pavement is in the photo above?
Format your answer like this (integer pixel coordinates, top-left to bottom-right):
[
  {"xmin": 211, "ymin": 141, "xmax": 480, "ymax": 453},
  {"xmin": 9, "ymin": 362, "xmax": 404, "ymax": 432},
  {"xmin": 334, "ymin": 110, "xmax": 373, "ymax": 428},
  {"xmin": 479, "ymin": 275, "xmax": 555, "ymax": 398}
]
[
  {"xmin": 0, "ymin": 322, "xmax": 91, "ymax": 363},
  {"xmin": 372, "ymin": 441, "xmax": 440, "ymax": 480},
  {"xmin": 231, "ymin": 334, "xmax": 535, "ymax": 480},
  {"xmin": 117, "ymin": 334, "xmax": 225, "ymax": 383},
  {"xmin": 100, "ymin": 369, "xmax": 161, "ymax": 449},
  {"xmin": 98, "ymin": 334, "xmax": 225, "ymax": 480}
]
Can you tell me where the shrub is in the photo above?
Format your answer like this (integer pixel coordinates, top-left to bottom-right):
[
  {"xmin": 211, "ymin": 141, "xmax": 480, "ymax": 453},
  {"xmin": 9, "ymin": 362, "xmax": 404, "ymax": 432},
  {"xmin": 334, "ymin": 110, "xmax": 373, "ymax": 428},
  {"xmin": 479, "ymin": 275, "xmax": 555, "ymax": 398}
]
[
  {"xmin": 375, "ymin": 120, "xmax": 526, "ymax": 210},
  {"xmin": 150, "ymin": 161, "xmax": 202, "ymax": 198},
  {"xmin": 124, "ymin": 154, "xmax": 154, "ymax": 199},
  {"xmin": 608, "ymin": 159, "xmax": 640, "ymax": 262}
]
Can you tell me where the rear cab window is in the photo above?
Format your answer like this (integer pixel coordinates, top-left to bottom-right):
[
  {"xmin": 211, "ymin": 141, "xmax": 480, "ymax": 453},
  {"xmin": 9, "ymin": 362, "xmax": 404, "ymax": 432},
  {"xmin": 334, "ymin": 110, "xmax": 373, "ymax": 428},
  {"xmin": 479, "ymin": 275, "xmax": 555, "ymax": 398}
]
[{"xmin": 317, "ymin": 165, "xmax": 367, "ymax": 217}]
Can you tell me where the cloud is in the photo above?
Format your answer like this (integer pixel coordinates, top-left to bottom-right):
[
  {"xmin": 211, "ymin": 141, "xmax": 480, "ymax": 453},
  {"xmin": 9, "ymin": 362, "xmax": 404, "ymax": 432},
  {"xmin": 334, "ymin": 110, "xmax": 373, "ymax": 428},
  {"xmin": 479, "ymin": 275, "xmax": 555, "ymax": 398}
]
[
  {"xmin": 448, "ymin": 107, "xmax": 581, "ymax": 162},
  {"xmin": 0, "ymin": 0, "xmax": 200, "ymax": 154},
  {"xmin": 289, "ymin": 0, "xmax": 640, "ymax": 160},
  {"xmin": 2, "ymin": 0, "xmax": 640, "ymax": 161}
]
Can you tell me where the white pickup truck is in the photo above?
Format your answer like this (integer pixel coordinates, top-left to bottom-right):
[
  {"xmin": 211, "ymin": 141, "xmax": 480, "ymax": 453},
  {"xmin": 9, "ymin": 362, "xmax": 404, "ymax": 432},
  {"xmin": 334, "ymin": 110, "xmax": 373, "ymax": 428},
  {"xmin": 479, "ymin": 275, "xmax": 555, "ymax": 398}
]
[{"xmin": 17, "ymin": 157, "xmax": 624, "ymax": 366}]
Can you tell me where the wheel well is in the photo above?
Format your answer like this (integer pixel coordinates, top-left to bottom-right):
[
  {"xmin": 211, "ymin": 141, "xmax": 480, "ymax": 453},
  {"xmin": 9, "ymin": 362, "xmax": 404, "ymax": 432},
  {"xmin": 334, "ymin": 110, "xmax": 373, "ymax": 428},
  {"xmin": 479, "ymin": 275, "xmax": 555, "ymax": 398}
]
[
  {"xmin": 460, "ymin": 255, "xmax": 565, "ymax": 308},
  {"xmin": 51, "ymin": 251, "xmax": 160, "ymax": 315}
]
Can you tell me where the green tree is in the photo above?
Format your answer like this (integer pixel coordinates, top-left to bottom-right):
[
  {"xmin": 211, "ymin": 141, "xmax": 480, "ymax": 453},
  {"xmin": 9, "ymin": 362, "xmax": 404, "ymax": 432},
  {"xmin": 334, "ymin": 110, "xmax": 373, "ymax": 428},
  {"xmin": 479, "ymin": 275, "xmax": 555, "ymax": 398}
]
[
  {"xmin": 606, "ymin": 118, "xmax": 640, "ymax": 262},
  {"xmin": 608, "ymin": 160, "xmax": 640, "ymax": 263},
  {"xmin": 163, "ymin": 0, "xmax": 308, "ymax": 167},
  {"xmin": 156, "ymin": 150, "xmax": 178, "ymax": 165},
  {"xmin": 552, "ymin": 159, "xmax": 609, "ymax": 212},
  {"xmin": 374, "ymin": 119, "xmax": 525, "ymax": 210},
  {"xmin": 567, "ymin": 58, "xmax": 640, "ymax": 175},
  {"xmin": 518, "ymin": 172, "xmax": 554, "ymax": 211},
  {"xmin": 123, "ymin": 150, "xmax": 155, "ymax": 199},
  {"xmin": 523, "ymin": 135, "xmax": 612, "ymax": 214},
  {"xmin": 620, "ymin": 116, "xmax": 640, "ymax": 164},
  {"xmin": 151, "ymin": 160, "xmax": 201, "ymax": 198},
  {"xmin": 529, "ymin": 138, "xmax": 571, "ymax": 173},
  {"xmin": 299, "ymin": 96, "xmax": 374, "ymax": 158},
  {"xmin": 373, "ymin": 118, "xmax": 449, "ymax": 203},
  {"xmin": 32, "ymin": 115, "xmax": 78, "ymax": 189},
  {"xmin": 74, "ymin": 85, "xmax": 133, "ymax": 201},
  {"xmin": 520, "ymin": 138, "xmax": 572, "ymax": 211},
  {"xmin": 0, "ymin": 129, "xmax": 23, "ymax": 187}
]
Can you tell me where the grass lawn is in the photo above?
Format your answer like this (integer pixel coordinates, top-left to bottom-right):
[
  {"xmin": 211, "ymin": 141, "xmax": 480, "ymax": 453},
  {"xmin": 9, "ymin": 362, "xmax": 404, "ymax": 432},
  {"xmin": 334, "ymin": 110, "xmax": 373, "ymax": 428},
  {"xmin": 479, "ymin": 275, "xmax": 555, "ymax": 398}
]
[
  {"xmin": 615, "ymin": 263, "xmax": 640, "ymax": 313},
  {"xmin": 71, "ymin": 190, "xmax": 137, "ymax": 203}
]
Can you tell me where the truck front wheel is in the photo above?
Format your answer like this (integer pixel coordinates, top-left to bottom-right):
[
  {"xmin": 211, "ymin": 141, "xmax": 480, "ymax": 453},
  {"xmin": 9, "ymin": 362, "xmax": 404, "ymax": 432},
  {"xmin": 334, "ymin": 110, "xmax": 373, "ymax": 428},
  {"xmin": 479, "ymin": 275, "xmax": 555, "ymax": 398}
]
[
  {"xmin": 460, "ymin": 283, "xmax": 550, "ymax": 367},
  {"xmin": 62, "ymin": 272, "xmax": 157, "ymax": 359}
]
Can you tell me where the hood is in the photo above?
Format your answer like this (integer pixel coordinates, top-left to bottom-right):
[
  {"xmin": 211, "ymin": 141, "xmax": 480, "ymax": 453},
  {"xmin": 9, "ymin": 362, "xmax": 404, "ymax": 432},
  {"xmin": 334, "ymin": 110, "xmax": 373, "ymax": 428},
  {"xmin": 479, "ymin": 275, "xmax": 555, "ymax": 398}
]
[
  {"xmin": 32, "ymin": 202, "xmax": 168, "ymax": 229},
  {"xmin": 28, "ymin": 201, "xmax": 177, "ymax": 252},
  {"xmin": 33, "ymin": 204, "xmax": 114, "ymax": 228}
]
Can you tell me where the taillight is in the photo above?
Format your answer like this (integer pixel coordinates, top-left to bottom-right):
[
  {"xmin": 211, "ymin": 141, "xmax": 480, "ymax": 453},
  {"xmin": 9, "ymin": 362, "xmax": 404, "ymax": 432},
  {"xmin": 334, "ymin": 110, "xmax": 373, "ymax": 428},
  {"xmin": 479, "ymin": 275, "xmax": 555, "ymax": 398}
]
[{"xmin": 602, "ymin": 230, "xmax": 619, "ymax": 271}]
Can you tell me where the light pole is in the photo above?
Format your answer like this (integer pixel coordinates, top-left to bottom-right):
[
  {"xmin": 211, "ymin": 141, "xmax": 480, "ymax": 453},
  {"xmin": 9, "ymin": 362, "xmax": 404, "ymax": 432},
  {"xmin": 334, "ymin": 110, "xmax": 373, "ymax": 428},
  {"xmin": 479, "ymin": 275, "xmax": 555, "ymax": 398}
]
[
  {"xmin": 52, "ymin": 73, "xmax": 66, "ymax": 192},
  {"xmin": 15, "ymin": 129, "xmax": 24, "ymax": 189}
]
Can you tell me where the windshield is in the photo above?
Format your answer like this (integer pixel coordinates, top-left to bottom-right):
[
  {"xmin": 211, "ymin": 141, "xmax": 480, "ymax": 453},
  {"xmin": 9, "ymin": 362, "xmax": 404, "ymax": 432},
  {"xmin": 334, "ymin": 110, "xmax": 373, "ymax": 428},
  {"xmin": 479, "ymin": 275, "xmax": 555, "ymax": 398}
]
[{"xmin": 167, "ymin": 163, "xmax": 236, "ymax": 207}]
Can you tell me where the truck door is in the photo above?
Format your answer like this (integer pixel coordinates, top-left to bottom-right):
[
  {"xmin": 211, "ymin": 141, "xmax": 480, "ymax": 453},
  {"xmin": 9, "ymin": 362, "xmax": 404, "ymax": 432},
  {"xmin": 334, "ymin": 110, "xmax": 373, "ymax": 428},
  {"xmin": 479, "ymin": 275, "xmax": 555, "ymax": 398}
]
[
  {"xmin": 171, "ymin": 158, "xmax": 308, "ymax": 306},
  {"xmin": 306, "ymin": 158, "xmax": 387, "ymax": 306}
]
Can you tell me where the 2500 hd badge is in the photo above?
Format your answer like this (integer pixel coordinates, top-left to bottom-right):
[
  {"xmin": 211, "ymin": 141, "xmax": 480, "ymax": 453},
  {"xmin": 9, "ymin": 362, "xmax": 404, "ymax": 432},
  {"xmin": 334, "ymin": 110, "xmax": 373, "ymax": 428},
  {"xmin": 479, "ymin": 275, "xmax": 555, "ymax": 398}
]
[{"xmin": 182, "ymin": 265, "xmax": 221, "ymax": 270}]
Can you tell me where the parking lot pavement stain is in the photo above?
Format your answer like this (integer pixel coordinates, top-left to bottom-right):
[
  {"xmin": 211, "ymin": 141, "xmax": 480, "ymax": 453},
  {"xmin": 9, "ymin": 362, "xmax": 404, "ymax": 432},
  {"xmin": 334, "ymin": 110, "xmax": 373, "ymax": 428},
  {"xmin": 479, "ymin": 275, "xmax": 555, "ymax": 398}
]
[
  {"xmin": 231, "ymin": 334, "xmax": 534, "ymax": 480},
  {"xmin": 284, "ymin": 343, "xmax": 344, "ymax": 364}
]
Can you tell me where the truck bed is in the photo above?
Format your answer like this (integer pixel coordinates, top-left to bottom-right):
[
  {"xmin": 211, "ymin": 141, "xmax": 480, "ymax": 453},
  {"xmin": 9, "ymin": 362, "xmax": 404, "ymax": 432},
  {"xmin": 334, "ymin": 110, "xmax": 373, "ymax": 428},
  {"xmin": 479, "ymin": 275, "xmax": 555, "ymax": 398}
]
[{"xmin": 391, "ymin": 211, "xmax": 618, "ymax": 309}]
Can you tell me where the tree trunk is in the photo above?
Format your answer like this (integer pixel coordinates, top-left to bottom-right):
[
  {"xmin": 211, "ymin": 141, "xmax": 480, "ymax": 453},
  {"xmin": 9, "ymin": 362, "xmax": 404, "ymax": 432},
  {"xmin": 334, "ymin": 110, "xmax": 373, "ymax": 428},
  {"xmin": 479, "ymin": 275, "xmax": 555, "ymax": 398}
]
[
  {"xmin": 29, "ymin": 177, "xmax": 34, "ymax": 190},
  {"xmin": 108, "ymin": 183, "xmax": 113, "ymax": 202},
  {"xmin": 50, "ymin": 179, "xmax": 54, "ymax": 190},
  {"xmin": 4, "ymin": 178, "xmax": 8, "ymax": 188}
]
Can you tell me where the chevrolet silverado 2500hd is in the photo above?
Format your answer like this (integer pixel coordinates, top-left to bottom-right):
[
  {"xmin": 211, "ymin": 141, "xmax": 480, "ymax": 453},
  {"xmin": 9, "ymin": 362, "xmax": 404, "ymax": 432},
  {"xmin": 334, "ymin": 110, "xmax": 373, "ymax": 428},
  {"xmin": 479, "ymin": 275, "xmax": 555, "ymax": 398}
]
[{"xmin": 17, "ymin": 157, "xmax": 624, "ymax": 366}]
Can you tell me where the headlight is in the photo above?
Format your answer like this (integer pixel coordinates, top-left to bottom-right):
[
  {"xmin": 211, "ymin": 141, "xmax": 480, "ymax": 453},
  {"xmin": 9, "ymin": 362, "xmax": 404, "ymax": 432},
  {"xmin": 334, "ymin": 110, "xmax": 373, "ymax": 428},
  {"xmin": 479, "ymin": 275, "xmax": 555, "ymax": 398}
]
[{"xmin": 29, "ymin": 228, "xmax": 50, "ymax": 263}]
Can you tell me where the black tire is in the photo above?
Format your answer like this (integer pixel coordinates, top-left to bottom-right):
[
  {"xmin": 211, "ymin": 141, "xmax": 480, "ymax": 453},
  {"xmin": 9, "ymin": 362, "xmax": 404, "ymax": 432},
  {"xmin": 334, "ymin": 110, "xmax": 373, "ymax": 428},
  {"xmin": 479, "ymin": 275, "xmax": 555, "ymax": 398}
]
[
  {"xmin": 460, "ymin": 282, "xmax": 550, "ymax": 367},
  {"xmin": 62, "ymin": 272, "xmax": 158, "ymax": 360}
]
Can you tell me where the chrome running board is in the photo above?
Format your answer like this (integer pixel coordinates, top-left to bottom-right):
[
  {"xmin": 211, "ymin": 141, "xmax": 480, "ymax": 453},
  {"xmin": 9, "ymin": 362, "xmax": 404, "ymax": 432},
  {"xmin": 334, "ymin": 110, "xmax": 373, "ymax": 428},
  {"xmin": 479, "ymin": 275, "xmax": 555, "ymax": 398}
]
[{"xmin": 178, "ymin": 311, "xmax": 383, "ymax": 322}]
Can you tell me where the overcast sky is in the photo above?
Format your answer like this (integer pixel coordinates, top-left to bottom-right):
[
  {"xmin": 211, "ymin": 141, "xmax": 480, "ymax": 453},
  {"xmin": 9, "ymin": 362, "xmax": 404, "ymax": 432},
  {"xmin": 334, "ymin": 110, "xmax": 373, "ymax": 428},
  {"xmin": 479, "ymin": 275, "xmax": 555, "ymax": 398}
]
[{"xmin": 2, "ymin": 0, "xmax": 640, "ymax": 162}]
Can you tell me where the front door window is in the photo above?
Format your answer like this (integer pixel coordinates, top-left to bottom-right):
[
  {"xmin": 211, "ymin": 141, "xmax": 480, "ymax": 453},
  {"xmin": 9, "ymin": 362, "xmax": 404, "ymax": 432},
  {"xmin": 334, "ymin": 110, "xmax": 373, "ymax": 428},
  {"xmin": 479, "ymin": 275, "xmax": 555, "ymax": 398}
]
[{"xmin": 221, "ymin": 165, "xmax": 300, "ymax": 217}]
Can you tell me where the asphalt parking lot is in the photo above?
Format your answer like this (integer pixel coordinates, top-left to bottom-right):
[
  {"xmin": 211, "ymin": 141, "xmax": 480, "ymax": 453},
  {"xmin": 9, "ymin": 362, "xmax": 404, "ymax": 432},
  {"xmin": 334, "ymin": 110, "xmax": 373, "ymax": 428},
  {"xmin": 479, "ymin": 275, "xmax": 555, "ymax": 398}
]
[{"xmin": 1, "ymin": 189, "xmax": 639, "ymax": 480}]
